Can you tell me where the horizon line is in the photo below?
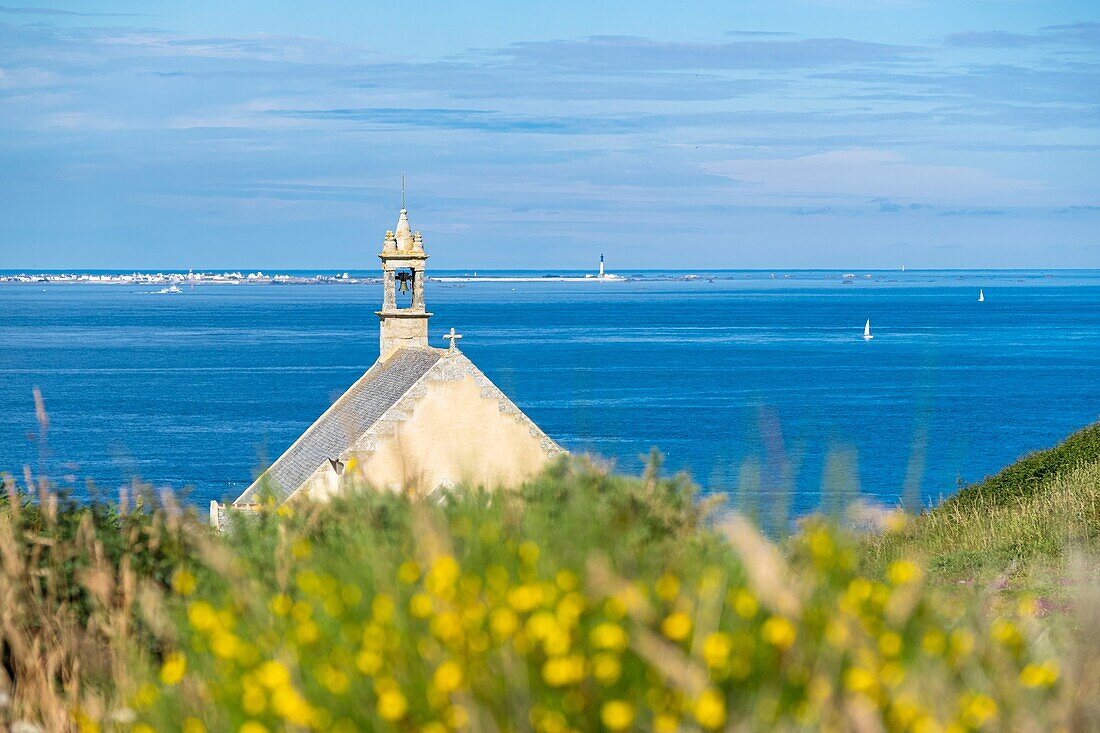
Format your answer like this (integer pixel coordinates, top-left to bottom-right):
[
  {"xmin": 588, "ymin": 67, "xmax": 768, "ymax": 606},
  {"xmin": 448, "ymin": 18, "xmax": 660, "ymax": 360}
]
[{"xmin": 4, "ymin": 267, "xmax": 1100, "ymax": 273}]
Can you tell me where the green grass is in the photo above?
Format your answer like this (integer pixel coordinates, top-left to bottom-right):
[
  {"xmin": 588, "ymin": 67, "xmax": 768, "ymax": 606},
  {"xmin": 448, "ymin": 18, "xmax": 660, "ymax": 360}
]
[{"xmin": 863, "ymin": 423, "xmax": 1100, "ymax": 598}]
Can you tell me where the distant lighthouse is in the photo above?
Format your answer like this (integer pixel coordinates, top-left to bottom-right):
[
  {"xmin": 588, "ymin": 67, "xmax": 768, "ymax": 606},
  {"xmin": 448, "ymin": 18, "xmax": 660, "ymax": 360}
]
[{"xmin": 599, "ymin": 253, "xmax": 605, "ymax": 279}]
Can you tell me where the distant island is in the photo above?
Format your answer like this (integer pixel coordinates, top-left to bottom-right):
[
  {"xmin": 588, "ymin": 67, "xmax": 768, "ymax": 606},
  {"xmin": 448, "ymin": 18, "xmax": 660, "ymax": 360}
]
[
  {"xmin": 0, "ymin": 270, "xmax": 641, "ymax": 285},
  {"xmin": 0, "ymin": 256, "xmax": 639, "ymax": 286}
]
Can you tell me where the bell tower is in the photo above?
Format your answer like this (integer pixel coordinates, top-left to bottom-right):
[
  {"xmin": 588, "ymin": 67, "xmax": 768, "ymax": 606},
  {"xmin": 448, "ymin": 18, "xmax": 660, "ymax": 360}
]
[{"xmin": 377, "ymin": 184, "xmax": 431, "ymax": 360}]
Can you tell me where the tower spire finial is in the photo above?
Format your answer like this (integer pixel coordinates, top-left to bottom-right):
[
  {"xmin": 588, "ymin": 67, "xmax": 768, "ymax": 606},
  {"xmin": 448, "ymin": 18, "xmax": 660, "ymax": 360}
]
[{"xmin": 401, "ymin": 172, "xmax": 406, "ymax": 210}]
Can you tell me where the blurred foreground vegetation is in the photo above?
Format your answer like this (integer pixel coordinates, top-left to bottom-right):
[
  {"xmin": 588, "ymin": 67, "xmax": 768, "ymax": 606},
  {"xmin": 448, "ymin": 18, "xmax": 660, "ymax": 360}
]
[{"xmin": 1, "ymin": 427, "xmax": 1098, "ymax": 732}]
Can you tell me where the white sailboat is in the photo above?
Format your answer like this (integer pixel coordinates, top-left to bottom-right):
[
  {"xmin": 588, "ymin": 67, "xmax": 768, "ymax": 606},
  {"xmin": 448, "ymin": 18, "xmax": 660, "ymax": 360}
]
[
  {"xmin": 978, "ymin": 289, "xmax": 985, "ymax": 302},
  {"xmin": 863, "ymin": 319, "xmax": 874, "ymax": 340}
]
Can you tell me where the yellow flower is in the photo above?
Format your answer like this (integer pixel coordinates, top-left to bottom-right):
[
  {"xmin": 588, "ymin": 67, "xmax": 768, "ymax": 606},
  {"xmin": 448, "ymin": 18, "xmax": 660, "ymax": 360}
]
[
  {"xmin": 655, "ymin": 573, "xmax": 680, "ymax": 601},
  {"xmin": 541, "ymin": 655, "xmax": 585, "ymax": 687},
  {"xmin": 949, "ymin": 629, "xmax": 975, "ymax": 659},
  {"xmin": 356, "ymin": 650, "xmax": 383, "ymax": 675},
  {"xmin": 922, "ymin": 630, "xmax": 946, "ymax": 656},
  {"xmin": 172, "ymin": 569, "xmax": 196, "ymax": 596},
  {"xmin": 212, "ymin": 630, "xmax": 241, "ymax": 659},
  {"xmin": 433, "ymin": 661, "xmax": 464, "ymax": 693},
  {"xmin": 490, "ymin": 607, "xmax": 520, "ymax": 639},
  {"xmin": 912, "ymin": 715, "xmax": 942, "ymax": 733},
  {"xmin": 240, "ymin": 723, "xmax": 268, "ymax": 733},
  {"xmin": 591, "ymin": 622, "xmax": 628, "ymax": 651},
  {"xmin": 187, "ymin": 601, "xmax": 218, "ymax": 631},
  {"xmin": 534, "ymin": 708, "xmax": 568, "ymax": 733},
  {"xmin": 604, "ymin": 596, "xmax": 627, "ymax": 620},
  {"xmin": 543, "ymin": 627, "xmax": 571, "ymax": 656},
  {"xmin": 443, "ymin": 706, "xmax": 468, "ymax": 730},
  {"xmin": 881, "ymin": 662, "xmax": 905, "ymax": 688},
  {"xmin": 591, "ymin": 652, "xmax": 622, "ymax": 684},
  {"xmin": 410, "ymin": 593, "xmax": 434, "ymax": 618},
  {"xmin": 888, "ymin": 560, "xmax": 921, "ymax": 586},
  {"xmin": 600, "ymin": 700, "xmax": 634, "ymax": 731},
  {"xmin": 703, "ymin": 632, "xmax": 732, "ymax": 668},
  {"xmin": 271, "ymin": 685, "xmax": 313, "ymax": 725},
  {"xmin": 507, "ymin": 584, "xmax": 543, "ymax": 612},
  {"xmin": 518, "ymin": 541, "xmax": 541, "ymax": 565},
  {"xmin": 341, "ymin": 583, "xmax": 363, "ymax": 607},
  {"xmin": 844, "ymin": 667, "xmax": 877, "ymax": 694},
  {"xmin": 257, "ymin": 660, "xmax": 291, "ymax": 689},
  {"xmin": 890, "ymin": 693, "xmax": 921, "ymax": 728},
  {"xmin": 432, "ymin": 611, "xmax": 464, "ymax": 642},
  {"xmin": 1016, "ymin": 594, "xmax": 1038, "ymax": 617},
  {"xmin": 371, "ymin": 593, "xmax": 395, "ymax": 623},
  {"xmin": 269, "ymin": 594, "xmax": 292, "ymax": 616},
  {"xmin": 131, "ymin": 725, "xmax": 154, "ymax": 733},
  {"xmin": 159, "ymin": 651, "xmax": 186, "ymax": 685},
  {"xmin": 182, "ymin": 718, "xmax": 206, "ymax": 733},
  {"xmin": 846, "ymin": 578, "xmax": 873, "ymax": 602},
  {"xmin": 290, "ymin": 538, "xmax": 311, "ymax": 559},
  {"xmin": 318, "ymin": 664, "xmax": 350, "ymax": 694},
  {"xmin": 992, "ymin": 619, "xmax": 1021, "ymax": 647},
  {"xmin": 809, "ymin": 528, "xmax": 834, "ymax": 561},
  {"xmin": 132, "ymin": 683, "xmax": 158, "ymax": 708},
  {"xmin": 295, "ymin": 621, "xmax": 319, "ymax": 645},
  {"xmin": 731, "ymin": 588, "xmax": 758, "ymax": 619},
  {"xmin": 555, "ymin": 569, "xmax": 578, "ymax": 591},
  {"xmin": 377, "ymin": 689, "xmax": 408, "ymax": 721},
  {"xmin": 1020, "ymin": 661, "xmax": 1059, "ymax": 688},
  {"xmin": 959, "ymin": 693, "xmax": 998, "ymax": 728},
  {"xmin": 693, "ymin": 688, "xmax": 727, "ymax": 729},
  {"xmin": 761, "ymin": 616, "xmax": 796, "ymax": 650},
  {"xmin": 661, "ymin": 612, "xmax": 693, "ymax": 642},
  {"xmin": 556, "ymin": 592, "xmax": 586, "ymax": 625},
  {"xmin": 878, "ymin": 631, "xmax": 903, "ymax": 657},
  {"xmin": 654, "ymin": 713, "xmax": 679, "ymax": 732},
  {"xmin": 427, "ymin": 555, "xmax": 461, "ymax": 596}
]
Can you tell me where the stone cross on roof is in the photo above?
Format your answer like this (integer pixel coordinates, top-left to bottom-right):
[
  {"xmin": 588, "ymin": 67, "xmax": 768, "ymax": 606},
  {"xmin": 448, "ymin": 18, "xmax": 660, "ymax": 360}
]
[{"xmin": 443, "ymin": 327, "xmax": 463, "ymax": 353}]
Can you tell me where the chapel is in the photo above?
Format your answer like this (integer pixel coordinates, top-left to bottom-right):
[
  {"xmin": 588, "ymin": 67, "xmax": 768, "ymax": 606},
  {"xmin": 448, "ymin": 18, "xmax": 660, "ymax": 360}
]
[{"xmin": 211, "ymin": 199, "xmax": 563, "ymax": 528}]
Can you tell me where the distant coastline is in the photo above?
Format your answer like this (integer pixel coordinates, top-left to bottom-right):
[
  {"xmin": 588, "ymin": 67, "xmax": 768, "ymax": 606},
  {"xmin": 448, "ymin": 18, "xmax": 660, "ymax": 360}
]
[
  {"xmin": 2, "ymin": 269, "xmax": 1098, "ymax": 287},
  {"xmin": 0, "ymin": 270, "xmax": 634, "ymax": 286}
]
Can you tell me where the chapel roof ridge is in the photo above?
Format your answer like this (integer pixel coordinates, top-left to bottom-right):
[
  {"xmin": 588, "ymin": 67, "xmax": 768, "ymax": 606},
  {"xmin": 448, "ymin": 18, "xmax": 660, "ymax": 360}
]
[{"xmin": 233, "ymin": 346, "xmax": 443, "ymax": 506}]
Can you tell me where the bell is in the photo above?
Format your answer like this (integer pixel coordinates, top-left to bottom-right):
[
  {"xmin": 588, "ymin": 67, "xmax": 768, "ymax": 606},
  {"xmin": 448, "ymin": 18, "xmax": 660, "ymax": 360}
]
[{"xmin": 398, "ymin": 277, "xmax": 410, "ymax": 294}]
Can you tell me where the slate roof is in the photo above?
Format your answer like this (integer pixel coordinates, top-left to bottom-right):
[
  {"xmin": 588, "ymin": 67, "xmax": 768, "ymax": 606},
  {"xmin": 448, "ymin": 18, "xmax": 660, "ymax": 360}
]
[{"xmin": 234, "ymin": 347, "xmax": 442, "ymax": 505}]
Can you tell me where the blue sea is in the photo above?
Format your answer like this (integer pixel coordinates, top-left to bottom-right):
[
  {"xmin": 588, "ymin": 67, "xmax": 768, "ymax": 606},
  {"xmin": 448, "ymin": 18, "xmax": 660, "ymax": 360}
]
[{"xmin": 2, "ymin": 269, "xmax": 1098, "ymax": 515}]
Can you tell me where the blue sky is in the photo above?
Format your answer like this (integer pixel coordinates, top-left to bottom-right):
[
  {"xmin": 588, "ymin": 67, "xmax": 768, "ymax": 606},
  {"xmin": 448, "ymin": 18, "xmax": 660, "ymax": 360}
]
[{"xmin": 0, "ymin": 1, "xmax": 1097, "ymax": 269}]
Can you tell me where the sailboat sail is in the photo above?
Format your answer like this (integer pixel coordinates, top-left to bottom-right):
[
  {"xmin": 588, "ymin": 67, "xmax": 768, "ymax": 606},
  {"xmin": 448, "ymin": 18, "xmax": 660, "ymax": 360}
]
[
  {"xmin": 979, "ymin": 289, "xmax": 985, "ymax": 302},
  {"xmin": 863, "ymin": 319, "xmax": 873, "ymax": 340}
]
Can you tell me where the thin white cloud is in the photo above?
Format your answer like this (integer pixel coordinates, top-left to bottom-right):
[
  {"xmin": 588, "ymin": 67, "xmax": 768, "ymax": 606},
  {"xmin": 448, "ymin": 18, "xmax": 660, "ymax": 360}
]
[{"xmin": 706, "ymin": 149, "xmax": 1044, "ymax": 205}]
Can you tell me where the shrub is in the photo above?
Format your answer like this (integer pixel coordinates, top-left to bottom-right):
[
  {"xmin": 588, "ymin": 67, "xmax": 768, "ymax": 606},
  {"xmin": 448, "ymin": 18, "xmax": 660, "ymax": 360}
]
[{"xmin": 2, "ymin": 459, "xmax": 1098, "ymax": 732}]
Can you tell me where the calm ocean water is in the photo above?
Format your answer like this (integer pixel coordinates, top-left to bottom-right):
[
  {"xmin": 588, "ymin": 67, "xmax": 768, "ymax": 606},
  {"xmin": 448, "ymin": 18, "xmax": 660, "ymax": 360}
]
[{"xmin": 2, "ymin": 269, "xmax": 1098, "ymax": 515}]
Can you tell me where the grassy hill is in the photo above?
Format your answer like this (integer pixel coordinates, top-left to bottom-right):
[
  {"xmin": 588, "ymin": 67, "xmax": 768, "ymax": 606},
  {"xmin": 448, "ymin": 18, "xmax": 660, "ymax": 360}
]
[{"xmin": 863, "ymin": 422, "xmax": 1100, "ymax": 601}]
